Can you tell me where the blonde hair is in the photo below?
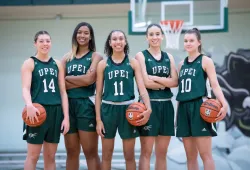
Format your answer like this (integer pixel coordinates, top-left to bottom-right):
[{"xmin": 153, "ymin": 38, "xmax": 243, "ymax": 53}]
[{"xmin": 66, "ymin": 44, "xmax": 77, "ymax": 62}]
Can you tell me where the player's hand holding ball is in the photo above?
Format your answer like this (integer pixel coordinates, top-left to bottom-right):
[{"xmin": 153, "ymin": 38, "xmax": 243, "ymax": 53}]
[{"xmin": 26, "ymin": 104, "xmax": 40, "ymax": 124}]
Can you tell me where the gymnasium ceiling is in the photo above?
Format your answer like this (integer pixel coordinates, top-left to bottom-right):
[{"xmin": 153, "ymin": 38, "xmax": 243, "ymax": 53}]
[{"xmin": 0, "ymin": 0, "xmax": 249, "ymax": 20}]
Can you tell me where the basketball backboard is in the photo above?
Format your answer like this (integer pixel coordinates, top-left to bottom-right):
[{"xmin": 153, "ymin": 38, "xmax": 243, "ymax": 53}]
[{"xmin": 128, "ymin": 0, "xmax": 228, "ymax": 35}]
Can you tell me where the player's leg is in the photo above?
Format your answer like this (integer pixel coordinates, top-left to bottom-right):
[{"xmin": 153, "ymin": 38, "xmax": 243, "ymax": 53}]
[
  {"xmin": 100, "ymin": 103, "xmax": 118, "ymax": 170},
  {"xmin": 155, "ymin": 136, "xmax": 171, "ymax": 170},
  {"xmin": 101, "ymin": 138, "xmax": 115, "ymax": 170},
  {"xmin": 123, "ymin": 138, "xmax": 137, "ymax": 170},
  {"xmin": 183, "ymin": 137, "xmax": 199, "ymax": 170},
  {"xmin": 195, "ymin": 137, "xmax": 215, "ymax": 170},
  {"xmin": 24, "ymin": 143, "xmax": 42, "ymax": 170},
  {"xmin": 176, "ymin": 102, "xmax": 198, "ymax": 170},
  {"xmin": 64, "ymin": 133, "xmax": 80, "ymax": 170},
  {"xmin": 43, "ymin": 105, "xmax": 63, "ymax": 170},
  {"xmin": 23, "ymin": 112, "xmax": 47, "ymax": 170},
  {"xmin": 137, "ymin": 101, "xmax": 159, "ymax": 170},
  {"xmin": 191, "ymin": 98, "xmax": 216, "ymax": 170},
  {"xmin": 43, "ymin": 142, "xmax": 58, "ymax": 170},
  {"xmin": 77, "ymin": 98, "xmax": 100, "ymax": 170},
  {"xmin": 64, "ymin": 99, "xmax": 80, "ymax": 170},
  {"xmin": 79, "ymin": 130, "xmax": 100, "ymax": 170},
  {"xmin": 138, "ymin": 136, "xmax": 155, "ymax": 170},
  {"xmin": 119, "ymin": 104, "xmax": 139, "ymax": 170},
  {"xmin": 155, "ymin": 101, "xmax": 175, "ymax": 170}
]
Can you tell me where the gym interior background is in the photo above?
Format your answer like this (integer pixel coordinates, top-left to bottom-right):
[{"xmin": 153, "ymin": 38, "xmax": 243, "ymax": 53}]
[{"xmin": 0, "ymin": 0, "xmax": 249, "ymax": 169}]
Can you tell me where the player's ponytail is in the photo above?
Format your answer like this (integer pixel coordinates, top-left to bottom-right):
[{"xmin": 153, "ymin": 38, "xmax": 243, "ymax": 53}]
[{"xmin": 185, "ymin": 28, "xmax": 202, "ymax": 53}]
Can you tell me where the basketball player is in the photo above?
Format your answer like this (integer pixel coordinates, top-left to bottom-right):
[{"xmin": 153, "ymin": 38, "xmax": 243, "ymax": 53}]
[
  {"xmin": 61, "ymin": 22, "xmax": 102, "ymax": 170},
  {"xmin": 21, "ymin": 31, "xmax": 69, "ymax": 170},
  {"xmin": 176, "ymin": 28, "xmax": 228, "ymax": 170},
  {"xmin": 95, "ymin": 30, "xmax": 152, "ymax": 170},
  {"xmin": 135, "ymin": 24, "xmax": 178, "ymax": 170}
]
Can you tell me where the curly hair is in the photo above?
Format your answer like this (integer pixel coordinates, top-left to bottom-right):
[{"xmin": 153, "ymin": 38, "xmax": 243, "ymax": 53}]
[{"xmin": 104, "ymin": 30, "xmax": 129, "ymax": 57}]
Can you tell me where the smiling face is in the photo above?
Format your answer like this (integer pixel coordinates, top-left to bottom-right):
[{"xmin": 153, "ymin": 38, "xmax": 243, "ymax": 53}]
[
  {"xmin": 76, "ymin": 26, "xmax": 91, "ymax": 46},
  {"xmin": 184, "ymin": 33, "xmax": 201, "ymax": 53},
  {"xmin": 146, "ymin": 25, "xmax": 164, "ymax": 48},
  {"xmin": 34, "ymin": 34, "xmax": 51, "ymax": 55},
  {"xmin": 109, "ymin": 31, "xmax": 127, "ymax": 53}
]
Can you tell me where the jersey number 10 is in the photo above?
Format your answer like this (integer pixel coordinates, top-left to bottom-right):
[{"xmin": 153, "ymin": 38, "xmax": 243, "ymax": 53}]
[{"xmin": 181, "ymin": 78, "xmax": 192, "ymax": 93}]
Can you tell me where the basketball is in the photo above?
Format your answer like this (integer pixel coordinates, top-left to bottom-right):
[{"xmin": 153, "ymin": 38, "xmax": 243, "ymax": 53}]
[
  {"xmin": 22, "ymin": 103, "xmax": 47, "ymax": 127},
  {"xmin": 126, "ymin": 102, "xmax": 147, "ymax": 126},
  {"xmin": 200, "ymin": 99, "xmax": 222, "ymax": 123}
]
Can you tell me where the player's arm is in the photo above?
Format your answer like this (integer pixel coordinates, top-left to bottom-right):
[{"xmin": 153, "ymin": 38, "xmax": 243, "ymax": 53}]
[
  {"xmin": 148, "ymin": 53, "xmax": 178, "ymax": 88},
  {"xmin": 55, "ymin": 59, "xmax": 69, "ymax": 135},
  {"xmin": 130, "ymin": 58, "xmax": 152, "ymax": 126},
  {"xmin": 95, "ymin": 60, "xmax": 106, "ymax": 137},
  {"xmin": 21, "ymin": 58, "xmax": 40, "ymax": 123},
  {"xmin": 21, "ymin": 58, "xmax": 34, "ymax": 106},
  {"xmin": 135, "ymin": 52, "xmax": 165, "ymax": 90},
  {"xmin": 175, "ymin": 60, "xmax": 184, "ymax": 127},
  {"xmin": 202, "ymin": 56, "xmax": 228, "ymax": 121},
  {"xmin": 65, "ymin": 52, "xmax": 103, "ymax": 86},
  {"xmin": 61, "ymin": 53, "xmax": 79, "ymax": 90}
]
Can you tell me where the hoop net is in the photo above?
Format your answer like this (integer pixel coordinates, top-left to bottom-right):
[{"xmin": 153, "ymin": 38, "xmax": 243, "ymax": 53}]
[{"xmin": 160, "ymin": 20, "xmax": 184, "ymax": 50}]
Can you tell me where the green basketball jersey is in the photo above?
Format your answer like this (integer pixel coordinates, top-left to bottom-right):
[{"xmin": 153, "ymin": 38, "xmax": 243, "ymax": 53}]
[
  {"xmin": 176, "ymin": 54, "xmax": 209, "ymax": 102},
  {"xmin": 30, "ymin": 57, "xmax": 61, "ymax": 105},
  {"xmin": 66, "ymin": 51, "xmax": 95, "ymax": 98},
  {"xmin": 103, "ymin": 55, "xmax": 135, "ymax": 102},
  {"xmin": 143, "ymin": 50, "xmax": 173, "ymax": 99}
]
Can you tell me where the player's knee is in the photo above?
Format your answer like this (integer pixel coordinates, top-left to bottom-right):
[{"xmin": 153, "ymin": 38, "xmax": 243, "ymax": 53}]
[
  {"xmin": 155, "ymin": 148, "xmax": 167, "ymax": 159},
  {"xmin": 44, "ymin": 152, "xmax": 56, "ymax": 162},
  {"xmin": 84, "ymin": 148, "xmax": 98, "ymax": 160},
  {"xmin": 141, "ymin": 148, "xmax": 153, "ymax": 160},
  {"xmin": 102, "ymin": 150, "xmax": 113, "ymax": 161},
  {"xmin": 199, "ymin": 152, "xmax": 213, "ymax": 162},
  {"xmin": 123, "ymin": 150, "xmax": 135, "ymax": 162},
  {"xmin": 186, "ymin": 151, "xmax": 198, "ymax": 163},
  {"xmin": 66, "ymin": 146, "xmax": 80, "ymax": 158},
  {"xmin": 27, "ymin": 153, "xmax": 40, "ymax": 163}
]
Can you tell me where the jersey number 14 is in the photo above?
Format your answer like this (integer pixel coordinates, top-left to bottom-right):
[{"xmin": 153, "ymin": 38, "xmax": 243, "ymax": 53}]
[{"xmin": 43, "ymin": 79, "xmax": 55, "ymax": 93}]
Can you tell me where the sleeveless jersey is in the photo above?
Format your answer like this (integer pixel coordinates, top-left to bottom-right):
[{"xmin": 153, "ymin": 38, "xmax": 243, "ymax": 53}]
[
  {"xmin": 103, "ymin": 55, "xmax": 135, "ymax": 102},
  {"xmin": 66, "ymin": 51, "xmax": 95, "ymax": 98},
  {"xmin": 176, "ymin": 54, "xmax": 209, "ymax": 102},
  {"xmin": 30, "ymin": 57, "xmax": 61, "ymax": 105},
  {"xmin": 143, "ymin": 50, "xmax": 173, "ymax": 99}
]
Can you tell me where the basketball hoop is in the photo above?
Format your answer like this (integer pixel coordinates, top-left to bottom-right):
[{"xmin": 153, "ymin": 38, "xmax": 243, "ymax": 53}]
[{"xmin": 160, "ymin": 20, "xmax": 184, "ymax": 50}]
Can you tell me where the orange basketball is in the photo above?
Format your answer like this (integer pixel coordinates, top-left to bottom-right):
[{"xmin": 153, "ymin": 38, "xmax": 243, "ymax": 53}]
[
  {"xmin": 126, "ymin": 102, "xmax": 147, "ymax": 126},
  {"xmin": 200, "ymin": 99, "xmax": 222, "ymax": 123},
  {"xmin": 22, "ymin": 103, "xmax": 47, "ymax": 127}
]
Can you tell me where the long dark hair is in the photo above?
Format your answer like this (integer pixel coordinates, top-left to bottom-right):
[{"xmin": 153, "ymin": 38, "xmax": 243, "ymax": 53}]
[
  {"xmin": 185, "ymin": 28, "xmax": 202, "ymax": 53},
  {"xmin": 68, "ymin": 22, "xmax": 96, "ymax": 61},
  {"xmin": 104, "ymin": 30, "xmax": 129, "ymax": 57}
]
